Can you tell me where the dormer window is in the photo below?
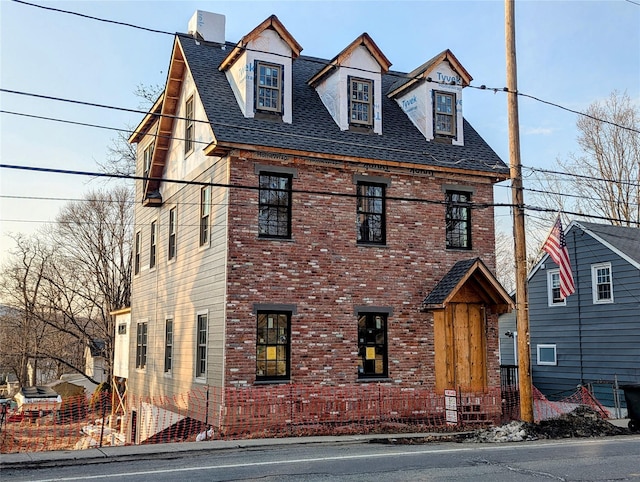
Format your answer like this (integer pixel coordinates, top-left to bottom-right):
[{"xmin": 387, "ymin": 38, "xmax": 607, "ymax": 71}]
[
  {"xmin": 349, "ymin": 77, "xmax": 373, "ymax": 127},
  {"xmin": 435, "ymin": 91, "xmax": 456, "ymax": 137},
  {"xmin": 256, "ymin": 61, "xmax": 283, "ymax": 114}
]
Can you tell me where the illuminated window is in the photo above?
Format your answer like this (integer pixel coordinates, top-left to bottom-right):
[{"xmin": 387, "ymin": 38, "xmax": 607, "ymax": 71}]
[
  {"xmin": 358, "ymin": 313, "xmax": 388, "ymax": 378},
  {"xmin": 256, "ymin": 311, "xmax": 290, "ymax": 381}
]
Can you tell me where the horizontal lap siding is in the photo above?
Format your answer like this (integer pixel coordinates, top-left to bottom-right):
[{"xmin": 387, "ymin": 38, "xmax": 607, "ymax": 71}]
[{"xmin": 529, "ymin": 225, "xmax": 640, "ymax": 401}]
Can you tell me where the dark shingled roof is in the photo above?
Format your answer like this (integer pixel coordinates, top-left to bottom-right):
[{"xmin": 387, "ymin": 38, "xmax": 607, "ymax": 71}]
[
  {"xmin": 422, "ymin": 258, "xmax": 479, "ymax": 306},
  {"xmin": 178, "ymin": 36, "xmax": 508, "ymax": 175},
  {"xmin": 578, "ymin": 222, "xmax": 640, "ymax": 265}
]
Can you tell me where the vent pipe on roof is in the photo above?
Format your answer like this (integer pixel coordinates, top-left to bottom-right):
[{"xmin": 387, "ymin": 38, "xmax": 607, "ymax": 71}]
[{"xmin": 188, "ymin": 11, "xmax": 226, "ymax": 44}]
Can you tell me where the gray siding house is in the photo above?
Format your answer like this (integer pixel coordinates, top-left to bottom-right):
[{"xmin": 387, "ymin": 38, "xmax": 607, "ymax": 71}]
[{"xmin": 519, "ymin": 221, "xmax": 640, "ymax": 406}]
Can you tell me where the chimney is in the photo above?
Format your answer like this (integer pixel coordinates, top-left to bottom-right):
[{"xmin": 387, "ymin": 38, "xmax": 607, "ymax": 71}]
[{"xmin": 188, "ymin": 11, "xmax": 226, "ymax": 44}]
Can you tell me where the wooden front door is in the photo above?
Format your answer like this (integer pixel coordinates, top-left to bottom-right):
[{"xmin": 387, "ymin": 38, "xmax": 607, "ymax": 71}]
[{"xmin": 434, "ymin": 302, "xmax": 487, "ymax": 392}]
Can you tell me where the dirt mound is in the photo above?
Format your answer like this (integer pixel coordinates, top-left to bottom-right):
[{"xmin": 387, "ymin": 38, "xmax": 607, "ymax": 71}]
[{"xmin": 464, "ymin": 406, "xmax": 628, "ymax": 443}]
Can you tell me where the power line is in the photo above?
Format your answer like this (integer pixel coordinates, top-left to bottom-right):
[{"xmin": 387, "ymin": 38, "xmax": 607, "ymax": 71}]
[
  {"xmin": 9, "ymin": 0, "xmax": 639, "ymax": 135},
  {"xmin": 523, "ymin": 166, "xmax": 640, "ymax": 188}
]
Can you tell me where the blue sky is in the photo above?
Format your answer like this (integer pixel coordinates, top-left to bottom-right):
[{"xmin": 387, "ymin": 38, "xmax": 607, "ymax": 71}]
[{"xmin": 1, "ymin": 0, "xmax": 639, "ymax": 261}]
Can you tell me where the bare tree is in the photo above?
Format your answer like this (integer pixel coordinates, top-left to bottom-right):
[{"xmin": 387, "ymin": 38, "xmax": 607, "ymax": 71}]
[{"xmin": 531, "ymin": 91, "xmax": 640, "ymax": 228}]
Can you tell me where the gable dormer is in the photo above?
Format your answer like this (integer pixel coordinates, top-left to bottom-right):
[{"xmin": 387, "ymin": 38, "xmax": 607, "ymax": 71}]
[
  {"xmin": 308, "ymin": 33, "xmax": 391, "ymax": 135},
  {"xmin": 219, "ymin": 15, "xmax": 302, "ymax": 124},
  {"xmin": 388, "ymin": 49, "xmax": 472, "ymax": 146}
]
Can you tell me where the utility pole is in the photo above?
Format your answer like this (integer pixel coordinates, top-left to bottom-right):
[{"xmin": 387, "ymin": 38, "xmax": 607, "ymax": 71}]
[{"xmin": 505, "ymin": 0, "xmax": 533, "ymax": 422}]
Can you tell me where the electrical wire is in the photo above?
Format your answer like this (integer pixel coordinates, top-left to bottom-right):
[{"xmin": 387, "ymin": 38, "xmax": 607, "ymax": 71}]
[{"xmin": 8, "ymin": 0, "xmax": 639, "ymax": 135}]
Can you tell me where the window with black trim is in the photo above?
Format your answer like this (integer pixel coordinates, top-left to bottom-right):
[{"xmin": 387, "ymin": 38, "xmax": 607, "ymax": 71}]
[
  {"xmin": 134, "ymin": 231, "xmax": 141, "ymax": 275},
  {"xmin": 185, "ymin": 96, "xmax": 194, "ymax": 154},
  {"xmin": 256, "ymin": 62, "xmax": 283, "ymax": 114},
  {"xmin": 149, "ymin": 221, "xmax": 157, "ymax": 269},
  {"xmin": 358, "ymin": 313, "xmax": 387, "ymax": 378},
  {"xmin": 168, "ymin": 207, "xmax": 177, "ymax": 260},
  {"xmin": 200, "ymin": 186, "xmax": 211, "ymax": 246},
  {"xmin": 258, "ymin": 173, "xmax": 292, "ymax": 238},
  {"xmin": 349, "ymin": 77, "xmax": 373, "ymax": 126},
  {"xmin": 135, "ymin": 322, "xmax": 147, "ymax": 369},
  {"xmin": 164, "ymin": 318, "xmax": 173, "ymax": 373},
  {"xmin": 196, "ymin": 312, "xmax": 207, "ymax": 378},
  {"xmin": 357, "ymin": 182, "xmax": 385, "ymax": 244},
  {"xmin": 435, "ymin": 91, "xmax": 456, "ymax": 137},
  {"xmin": 256, "ymin": 311, "xmax": 290, "ymax": 380},
  {"xmin": 445, "ymin": 190, "xmax": 471, "ymax": 249}
]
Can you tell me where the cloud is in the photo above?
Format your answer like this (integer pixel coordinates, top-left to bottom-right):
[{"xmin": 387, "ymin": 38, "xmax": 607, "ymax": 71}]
[{"xmin": 524, "ymin": 127, "xmax": 554, "ymax": 135}]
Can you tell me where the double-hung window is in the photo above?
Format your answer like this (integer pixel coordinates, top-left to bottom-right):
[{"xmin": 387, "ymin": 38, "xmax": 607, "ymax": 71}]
[
  {"xmin": 168, "ymin": 207, "xmax": 177, "ymax": 260},
  {"xmin": 592, "ymin": 263, "xmax": 613, "ymax": 304},
  {"xmin": 435, "ymin": 91, "xmax": 456, "ymax": 137},
  {"xmin": 149, "ymin": 221, "xmax": 157, "ymax": 269},
  {"xmin": 445, "ymin": 190, "xmax": 471, "ymax": 249},
  {"xmin": 258, "ymin": 173, "xmax": 292, "ymax": 238},
  {"xmin": 195, "ymin": 312, "xmax": 207, "ymax": 379},
  {"xmin": 135, "ymin": 322, "xmax": 147, "ymax": 369},
  {"xmin": 256, "ymin": 62, "xmax": 283, "ymax": 114},
  {"xmin": 164, "ymin": 318, "xmax": 173, "ymax": 373},
  {"xmin": 134, "ymin": 231, "xmax": 141, "ymax": 275},
  {"xmin": 256, "ymin": 311, "xmax": 290, "ymax": 380},
  {"xmin": 357, "ymin": 313, "xmax": 388, "ymax": 378},
  {"xmin": 547, "ymin": 270, "xmax": 566, "ymax": 306},
  {"xmin": 357, "ymin": 182, "xmax": 385, "ymax": 244},
  {"xmin": 185, "ymin": 96, "xmax": 194, "ymax": 154},
  {"xmin": 143, "ymin": 144, "xmax": 153, "ymax": 192},
  {"xmin": 200, "ymin": 186, "xmax": 211, "ymax": 246},
  {"xmin": 349, "ymin": 77, "xmax": 373, "ymax": 127}
]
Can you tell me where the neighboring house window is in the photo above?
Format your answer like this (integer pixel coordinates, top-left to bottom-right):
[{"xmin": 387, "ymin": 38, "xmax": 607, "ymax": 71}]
[
  {"xmin": 256, "ymin": 62, "xmax": 282, "ymax": 114},
  {"xmin": 195, "ymin": 312, "xmax": 208, "ymax": 378},
  {"xmin": 200, "ymin": 186, "xmax": 211, "ymax": 246},
  {"xmin": 537, "ymin": 344, "xmax": 557, "ymax": 366},
  {"xmin": 149, "ymin": 221, "xmax": 157, "ymax": 269},
  {"xmin": 118, "ymin": 323, "xmax": 127, "ymax": 335},
  {"xmin": 134, "ymin": 231, "xmax": 141, "ymax": 275},
  {"xmin": 185, "ymin": 96, "xmax": 194, "ymax": 154},
  {"xmin": 143, "ymin": 143, "xmax": 153, "ymax": 192},
  {"xmin": 135, "ymin": 322, "xmax": 147, "ymax": 369},
  {"xmin": 592, "ymin": 263, "xmax": 613, "ymax": 304},
  {"xmin": 349, "ymin": 77, "xmax": 373, "ymax": 127},
  {"xmin": 434, "ymin": 91, "xmax": 456, "ymax": 137},
  {"xmin": 168, "ymin": 207, "xmax": 177, "ymax": 260},
  {"xmin": 258, "ymin": 173, "xmax": 292, "ymax": 238},
  {"xmin": 547, "ymin": 270, "xmax": 566, "ymax": 306},
  {"xmin": 357, "ymin": 313, "xmax": 388, "ymax": 378},
  {"xmin": 357, "ymin": 182, "xmax": 385, "ymax": 244},
  {"xmin": 445, "ymin": 191, "xmax": 471, "ymax": 249},
  {"xmin": 256, "ymin": 311, "xmax": 291, "ymax": 380},
  {"xmin": 164, "ymin": 318, "xmax": 173, "ymax": 373}
]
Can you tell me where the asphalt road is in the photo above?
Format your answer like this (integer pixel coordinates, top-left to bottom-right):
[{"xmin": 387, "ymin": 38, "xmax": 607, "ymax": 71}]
[{"xmin": 4, "ymin": 435, "xmax": 640, "ymax": 481}]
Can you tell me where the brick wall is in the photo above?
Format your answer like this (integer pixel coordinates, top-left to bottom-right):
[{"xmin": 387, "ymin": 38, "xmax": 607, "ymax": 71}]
[{"xmin": 224, "ymin": 152, "xmax": 499, "ymax": 389}]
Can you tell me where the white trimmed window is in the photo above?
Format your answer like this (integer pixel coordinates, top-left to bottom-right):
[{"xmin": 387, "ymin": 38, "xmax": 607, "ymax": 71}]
[
  {"xmin": 537, "ymin": 344, "xmax": 557, "ymax": 366},
  {"xmin": 591, "ymin": 263, "xmax": 613, "ymax": 304},
  {"xmin": 149, "ymin": 220, "xmax": 157, "ymax": 269},
  {"xmin": 135, "ymin": 322, "xmax": 148, "ymax": 369},
  {"xmin": 434, "ymin": 91, "xmax": 456, "ymax": 137},
  {"xmin": 256, "ymin": 62, "xmax": 282, "ymax": 114},
  {"xmin": 164, "ymin": 318, "xmax": 173, "ymax": 373},
  {"xmin": 185, "ymin": 96, "xmax": 194, "ymax": 154},
  {"xmin": 134, "ymin": 231, "xmax": 141, "ymax": 275},
  {"xmin": 195, "ymin": 311, "xmax": 208, "ymax": 379},
  {"xmin": 547, "ymin": 270, "xmax": 566, "ymax": 306},
  {"xmin": 168, "ymin": 207, "xmax": 177, "ymax": 260},
  {"xmin": 143, "ymin": 143, "xmax": 153, "ymax": 192},
  {"xmin": 199, "ymin": 186, "xmax": 211, "ymax": 246}
]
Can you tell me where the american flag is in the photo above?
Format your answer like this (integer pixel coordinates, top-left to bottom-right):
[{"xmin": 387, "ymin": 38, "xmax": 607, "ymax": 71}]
[{"xmin": 542, "ymin": 216, "xmax": 575, "ymax": 298}]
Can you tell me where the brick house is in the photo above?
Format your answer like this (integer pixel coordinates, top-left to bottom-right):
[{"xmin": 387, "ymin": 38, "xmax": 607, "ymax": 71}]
[{"xmin": 125, "ymin": 11, "xmax": 512, "ymax": 442}]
